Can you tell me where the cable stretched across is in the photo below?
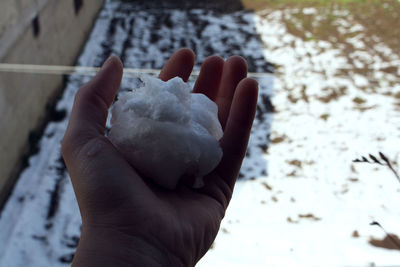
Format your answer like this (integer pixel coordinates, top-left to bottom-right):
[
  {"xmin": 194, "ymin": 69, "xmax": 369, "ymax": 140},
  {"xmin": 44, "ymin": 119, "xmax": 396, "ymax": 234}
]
[{"xmin": 0, "ymin": 63, "xmax": 272, "ymax": 78}]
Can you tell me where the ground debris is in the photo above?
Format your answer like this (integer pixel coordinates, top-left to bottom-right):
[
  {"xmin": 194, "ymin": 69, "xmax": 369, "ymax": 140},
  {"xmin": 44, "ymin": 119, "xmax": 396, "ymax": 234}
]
[{"xmin": 369, "ymin": 234, "xmax": 400, "ymax": 251}]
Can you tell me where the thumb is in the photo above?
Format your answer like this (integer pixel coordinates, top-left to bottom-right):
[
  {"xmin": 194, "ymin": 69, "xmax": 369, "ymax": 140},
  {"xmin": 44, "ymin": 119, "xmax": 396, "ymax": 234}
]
[
  {"xmin": 61, "ymin": 56, "xmax": 151, "ymax": 219},
  {"xmin": 62, "ymin": 56, "xmax": 123, "ymax": 162}
]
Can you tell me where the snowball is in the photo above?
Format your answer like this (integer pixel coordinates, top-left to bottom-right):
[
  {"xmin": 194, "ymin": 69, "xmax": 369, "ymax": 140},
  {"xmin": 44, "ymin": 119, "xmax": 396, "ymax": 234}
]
[{"xmin": 108, "ymin": 75, "xmax": 223, "ymax": 189}]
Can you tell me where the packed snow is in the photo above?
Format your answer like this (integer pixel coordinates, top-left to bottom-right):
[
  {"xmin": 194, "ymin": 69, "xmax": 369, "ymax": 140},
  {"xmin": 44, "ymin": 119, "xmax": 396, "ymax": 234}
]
[
  {"xmin": 109, "ymin": 75, "xmax": 223, "ymax": 189},
  {"xmin": 0, "ymin": 1, "xmax": 399, "ymax": 266}
]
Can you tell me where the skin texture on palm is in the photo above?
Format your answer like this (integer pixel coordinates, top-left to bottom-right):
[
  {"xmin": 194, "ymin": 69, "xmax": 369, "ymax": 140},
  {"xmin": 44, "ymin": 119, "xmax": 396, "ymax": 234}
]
[{"xmin": 61, "ymin": 48, "xmax": 258, "ymax": 266}]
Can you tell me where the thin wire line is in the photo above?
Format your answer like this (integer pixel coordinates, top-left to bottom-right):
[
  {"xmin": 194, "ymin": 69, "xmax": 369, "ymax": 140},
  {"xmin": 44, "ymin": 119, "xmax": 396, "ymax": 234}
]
[{"xmin": 0, "ymin": 63, "xmax": 273, "ymax": 78}]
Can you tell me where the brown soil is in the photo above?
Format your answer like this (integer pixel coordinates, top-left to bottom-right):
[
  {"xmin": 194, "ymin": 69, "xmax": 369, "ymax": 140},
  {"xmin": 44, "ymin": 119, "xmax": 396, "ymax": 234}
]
[
  {"xmin": 369, "ymin": 234, "xmax": 400, "ymax": 251},
  {"xmin": 298, "ymin": 213, "xmax": 321, "ymax": 221}
]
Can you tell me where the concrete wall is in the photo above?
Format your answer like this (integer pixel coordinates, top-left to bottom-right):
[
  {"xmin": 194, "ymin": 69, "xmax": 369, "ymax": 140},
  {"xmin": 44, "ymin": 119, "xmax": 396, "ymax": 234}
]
[{"xmin": 0, "ymin": 0, "xmax": 105, "ymax": 205}]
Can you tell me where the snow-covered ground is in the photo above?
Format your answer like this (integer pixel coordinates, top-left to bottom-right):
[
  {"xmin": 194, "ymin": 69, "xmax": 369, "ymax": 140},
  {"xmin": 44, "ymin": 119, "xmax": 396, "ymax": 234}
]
[
  {"xmin": 200, "ymin": 7, "xmax": 400, "ymax": 267},
  {"xmin": 1, "ymin": 1, "xmax": 400, "ymax": 266}
]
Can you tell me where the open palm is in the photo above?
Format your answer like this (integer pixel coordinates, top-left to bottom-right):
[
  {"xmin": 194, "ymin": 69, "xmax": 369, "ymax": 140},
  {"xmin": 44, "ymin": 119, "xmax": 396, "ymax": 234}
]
[{"xmin": 62, "ymin": 48, "xmax": 258, "ymax": 266}]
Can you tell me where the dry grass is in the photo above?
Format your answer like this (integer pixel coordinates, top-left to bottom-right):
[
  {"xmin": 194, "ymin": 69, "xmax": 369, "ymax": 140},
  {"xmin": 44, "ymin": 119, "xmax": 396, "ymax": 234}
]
[{"xmin": 242, "ymin": 0, "xmax": 400, "ymax": 55}]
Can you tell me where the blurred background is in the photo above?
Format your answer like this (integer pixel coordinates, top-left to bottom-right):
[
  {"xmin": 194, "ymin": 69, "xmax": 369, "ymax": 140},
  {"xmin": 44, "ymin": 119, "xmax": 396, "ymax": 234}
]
[{"xmin": 0, "ymin": 0, "xmax": 400, "ymax": 266}]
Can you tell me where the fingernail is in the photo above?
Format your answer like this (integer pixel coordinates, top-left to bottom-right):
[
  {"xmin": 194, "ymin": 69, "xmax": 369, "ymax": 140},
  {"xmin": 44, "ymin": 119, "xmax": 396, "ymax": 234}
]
[
  {"xmin": 102, "ymin": 55, "xmax": 115, "ymax": 67},
  {"xmin": 102, "ymin": 54, "xmax": 123, "ymax": 72}
]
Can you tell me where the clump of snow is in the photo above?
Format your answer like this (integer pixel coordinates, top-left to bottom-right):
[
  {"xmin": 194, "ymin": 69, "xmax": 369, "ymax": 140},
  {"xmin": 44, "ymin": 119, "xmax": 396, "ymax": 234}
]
[{"xmin": 109, "ymin": 75, "xmax": 223, "ymax": 189}]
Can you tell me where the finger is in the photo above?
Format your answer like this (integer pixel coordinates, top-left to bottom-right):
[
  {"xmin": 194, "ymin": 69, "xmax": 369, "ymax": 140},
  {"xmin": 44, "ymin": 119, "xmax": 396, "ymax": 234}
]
[
  {"xmin": 216, "ymin": 78, "xmax": 258, "ymax": 189},
  {"xmin": 159, "ymin": 48, "xmax": 195, "ymax": 82},
  {"xmin": 215, "ymin": 56, "xmax": 247, "ymax": 129},
  {"xmin": 62, "ymin": 56, "xmax": 123, "ymax": 159},
  {"xmin": 193, "ymin": 55, "xmax": 224, "ymax": 101}
]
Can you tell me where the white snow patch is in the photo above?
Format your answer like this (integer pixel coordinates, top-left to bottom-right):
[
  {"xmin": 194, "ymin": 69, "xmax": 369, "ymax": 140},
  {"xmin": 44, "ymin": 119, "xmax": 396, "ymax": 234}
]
[{"xmin": 302, "ymin": 7, "xmax": 317, "ymax": 15}]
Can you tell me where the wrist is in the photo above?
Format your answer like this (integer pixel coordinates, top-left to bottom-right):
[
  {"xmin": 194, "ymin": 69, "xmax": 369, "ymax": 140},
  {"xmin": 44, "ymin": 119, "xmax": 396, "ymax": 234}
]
[{"xmin": 73, "ymin": 226, "xmax": 186, "ymax": 267}]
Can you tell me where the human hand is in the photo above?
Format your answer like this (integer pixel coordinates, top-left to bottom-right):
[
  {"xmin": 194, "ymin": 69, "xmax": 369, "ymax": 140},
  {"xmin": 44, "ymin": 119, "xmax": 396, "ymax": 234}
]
[{"xmin": 61, "ymin": 48, "xmax": 258, "ymax": 266}]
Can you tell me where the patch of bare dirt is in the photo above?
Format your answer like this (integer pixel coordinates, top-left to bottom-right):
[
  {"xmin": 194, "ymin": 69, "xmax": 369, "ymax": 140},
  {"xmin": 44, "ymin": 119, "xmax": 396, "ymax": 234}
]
[
  {"xmin": 298, "ymin": 213, "xmax": 321, "ymax": 221},
  {"xmin": 352, "ymin": 230, "xmax": 360, "ymax": 238},
  {"xmin": 287, "ymin": 213, "xmax": 321, "ymax": 224},
  {"xmin": 369, "ymin": 234, "xmax": 400, "ymax": 251}
]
